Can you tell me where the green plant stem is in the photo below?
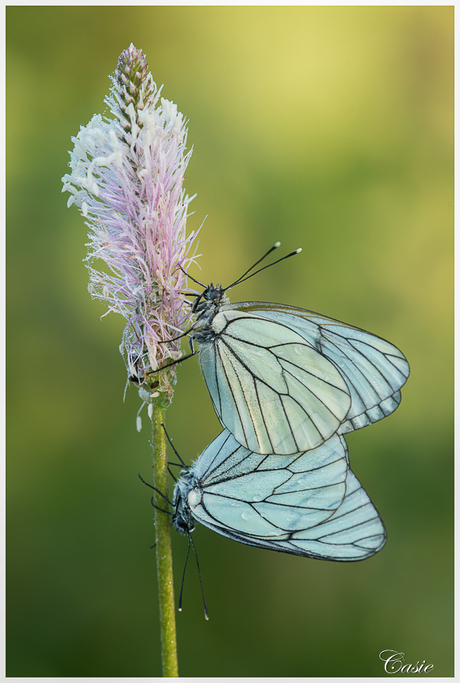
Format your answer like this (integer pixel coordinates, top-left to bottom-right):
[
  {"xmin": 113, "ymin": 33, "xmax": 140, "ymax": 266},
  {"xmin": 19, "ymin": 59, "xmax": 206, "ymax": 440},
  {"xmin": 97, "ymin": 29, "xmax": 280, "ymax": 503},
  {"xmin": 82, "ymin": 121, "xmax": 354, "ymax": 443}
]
[{"xmin": 151, "ymin": 403, "xmax": 179, "ymax": 677}]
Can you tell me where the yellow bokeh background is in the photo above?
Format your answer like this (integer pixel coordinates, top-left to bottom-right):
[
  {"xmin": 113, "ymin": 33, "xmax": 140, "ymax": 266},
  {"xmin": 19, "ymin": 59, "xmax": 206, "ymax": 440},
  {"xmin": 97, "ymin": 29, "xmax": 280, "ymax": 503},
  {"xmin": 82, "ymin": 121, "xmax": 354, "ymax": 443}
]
[{"xmin": 7, "ymin": 6, "xmax": 453, "ymax": 677}]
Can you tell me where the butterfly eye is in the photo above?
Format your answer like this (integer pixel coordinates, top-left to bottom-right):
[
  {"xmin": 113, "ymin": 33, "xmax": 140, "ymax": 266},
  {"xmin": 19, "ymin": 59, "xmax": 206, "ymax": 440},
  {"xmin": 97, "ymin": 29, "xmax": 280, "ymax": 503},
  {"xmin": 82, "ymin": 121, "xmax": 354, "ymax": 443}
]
[{"xmin": 174, "ymin": 513, "xmax": 194, "ymax": 534}]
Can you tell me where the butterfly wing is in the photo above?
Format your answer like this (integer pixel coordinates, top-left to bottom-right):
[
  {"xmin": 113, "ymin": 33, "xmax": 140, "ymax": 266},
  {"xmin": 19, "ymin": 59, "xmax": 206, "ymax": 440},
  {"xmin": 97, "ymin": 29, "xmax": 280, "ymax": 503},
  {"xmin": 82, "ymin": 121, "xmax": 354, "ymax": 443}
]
[
  {"xmin": 198, "ymin": 309, "xmax": 351, "ymax": 455},
  {"xmin": 188, "ymin": 430, "xmax": 386, "ymax": 561},
  {"xmin": 226, "ymin": 302, "xmax": 410, "ymax": 434}
]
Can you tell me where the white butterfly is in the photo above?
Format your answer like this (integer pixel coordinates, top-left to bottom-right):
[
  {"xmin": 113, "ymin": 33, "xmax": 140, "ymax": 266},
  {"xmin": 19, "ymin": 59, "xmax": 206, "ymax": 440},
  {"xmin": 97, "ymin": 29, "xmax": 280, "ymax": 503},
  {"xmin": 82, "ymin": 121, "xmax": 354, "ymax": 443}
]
[
  {"xmin": 173, "ymin": 429, "xmax": 386, "ymax": 561},
  {"xmin": 187, "ymin": 247, "xmax": 410, "ymax": 455}
]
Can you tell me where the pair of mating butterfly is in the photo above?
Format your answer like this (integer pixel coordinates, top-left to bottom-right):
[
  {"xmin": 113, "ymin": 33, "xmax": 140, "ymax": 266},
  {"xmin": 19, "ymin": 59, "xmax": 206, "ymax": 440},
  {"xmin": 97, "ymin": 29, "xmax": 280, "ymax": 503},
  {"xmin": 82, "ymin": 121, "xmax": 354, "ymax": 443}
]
[{"xmin": 141, "ymin": 243, "xmax": 409, "ymax": 570}]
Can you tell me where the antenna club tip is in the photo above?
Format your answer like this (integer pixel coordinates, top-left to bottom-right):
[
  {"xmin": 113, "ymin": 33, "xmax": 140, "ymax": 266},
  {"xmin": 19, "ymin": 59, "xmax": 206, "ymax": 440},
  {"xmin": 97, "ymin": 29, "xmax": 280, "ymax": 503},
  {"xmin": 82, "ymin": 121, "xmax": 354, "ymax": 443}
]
[
  {"xmin": 296, "ymin": 248, "xmax": 302, "ymax": 254},
  {"xmin": 205, "ymin": 614, "xmax": 210, "ymax": 621},
  {"xmin": 178, "ymin": 607, "xmax": 182, "ymax": 612},
  {"xmin": 274, "ymin": 241, "xmax": 281, "ymax": 248}
]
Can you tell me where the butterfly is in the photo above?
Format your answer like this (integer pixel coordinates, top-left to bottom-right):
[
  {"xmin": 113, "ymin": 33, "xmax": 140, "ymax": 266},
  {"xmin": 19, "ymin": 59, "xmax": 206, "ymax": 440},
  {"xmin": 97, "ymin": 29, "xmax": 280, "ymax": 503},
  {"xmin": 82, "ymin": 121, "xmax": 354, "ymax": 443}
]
[
  {"xmin": 185, "ymin": 244, "xmax": 410, "ymax": 455},
  {"xmin": 172, "ymin": 428, "xmax": 386, "ymax": 561}
]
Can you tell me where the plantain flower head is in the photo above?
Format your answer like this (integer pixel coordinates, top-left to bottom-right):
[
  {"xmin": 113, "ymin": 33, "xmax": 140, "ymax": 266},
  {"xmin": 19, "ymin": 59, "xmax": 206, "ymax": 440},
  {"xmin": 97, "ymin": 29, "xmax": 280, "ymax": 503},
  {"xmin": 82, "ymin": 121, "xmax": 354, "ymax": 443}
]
[{"xmin": 62, "ymin": 44, "xmax": 199, "ymax": 408}]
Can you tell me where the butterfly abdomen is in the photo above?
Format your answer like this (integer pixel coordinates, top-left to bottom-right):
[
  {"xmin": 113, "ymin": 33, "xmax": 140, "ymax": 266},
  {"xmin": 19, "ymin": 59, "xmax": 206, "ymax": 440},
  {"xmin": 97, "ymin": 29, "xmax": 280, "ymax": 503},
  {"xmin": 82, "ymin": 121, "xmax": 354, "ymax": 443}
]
[{"xmin": 172, "ymin": 473, "xmax": 199, "ymax": 535}]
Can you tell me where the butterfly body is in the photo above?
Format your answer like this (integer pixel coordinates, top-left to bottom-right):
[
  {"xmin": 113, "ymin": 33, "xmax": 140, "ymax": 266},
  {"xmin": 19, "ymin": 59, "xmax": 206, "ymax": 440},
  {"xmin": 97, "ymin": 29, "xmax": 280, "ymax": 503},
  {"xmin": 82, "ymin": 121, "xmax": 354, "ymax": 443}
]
[
  {"xmin": 172, "ymin": 429, "xmax": 386, "ymax": 561},
  {"xmin": 172, "ymin": 470, "xmax": 196, "ymax": 535}
]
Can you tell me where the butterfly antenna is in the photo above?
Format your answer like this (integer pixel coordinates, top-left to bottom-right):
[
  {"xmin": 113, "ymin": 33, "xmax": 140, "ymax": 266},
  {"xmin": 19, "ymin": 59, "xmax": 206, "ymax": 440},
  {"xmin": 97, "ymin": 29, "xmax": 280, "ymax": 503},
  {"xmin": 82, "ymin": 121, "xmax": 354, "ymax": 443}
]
[
  {"xmin": 224, "ymin": 241, "xmax": 281, "ymax": 290},
  {"xmin": 161, "ymin": 423, "xmax": 188, "ymax": 467},
  {"xmin": 190, "ymin": 534, "xmax": 209, "ymax": 620},
  {"xmin": 225, "ymin": 247, "xmax": 302, "ymax": 292},
  {"xmin": 178, "ymin": 536, "xmax": 192, "ymax": 613}
]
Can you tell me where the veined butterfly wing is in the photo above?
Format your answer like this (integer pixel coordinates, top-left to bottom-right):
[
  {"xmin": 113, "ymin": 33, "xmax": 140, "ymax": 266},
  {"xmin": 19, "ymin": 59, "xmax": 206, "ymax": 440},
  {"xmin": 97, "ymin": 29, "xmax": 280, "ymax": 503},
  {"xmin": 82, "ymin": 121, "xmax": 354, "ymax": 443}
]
[
  {"xmin": 209, "ymin": 300, "xmax": 410, "ymax": 439},
  {"xmin": 173, "ymin": 430, "xmax": 386, "ymax": 561},
  {"xmin": 188, "ymin": 245, "xmax": 409, "ymax": 455},
  {"xmin": 197, "ymin": 309, "xmax": 351, "ymax": 455}
]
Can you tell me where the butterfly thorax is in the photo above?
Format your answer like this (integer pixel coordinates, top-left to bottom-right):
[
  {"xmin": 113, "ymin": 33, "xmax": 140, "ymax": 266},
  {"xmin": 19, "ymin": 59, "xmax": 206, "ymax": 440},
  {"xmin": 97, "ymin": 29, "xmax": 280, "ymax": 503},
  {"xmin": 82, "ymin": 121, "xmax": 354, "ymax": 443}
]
[
  {"xmin": 191, "ymin": 284, "xmax": 230, "ymax": 344},
  {"xmin": 172, "ymin": 472, "xmax": 200, "ymax": 535}
]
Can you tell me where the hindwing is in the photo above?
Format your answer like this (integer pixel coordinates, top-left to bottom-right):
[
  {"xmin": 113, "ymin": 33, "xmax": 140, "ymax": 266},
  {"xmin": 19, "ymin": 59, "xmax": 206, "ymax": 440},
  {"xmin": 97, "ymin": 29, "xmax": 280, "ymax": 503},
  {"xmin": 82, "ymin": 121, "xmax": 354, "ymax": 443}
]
[{"xmin": 225, "ymin": 302, "xmax": 410, "ymax": 435}]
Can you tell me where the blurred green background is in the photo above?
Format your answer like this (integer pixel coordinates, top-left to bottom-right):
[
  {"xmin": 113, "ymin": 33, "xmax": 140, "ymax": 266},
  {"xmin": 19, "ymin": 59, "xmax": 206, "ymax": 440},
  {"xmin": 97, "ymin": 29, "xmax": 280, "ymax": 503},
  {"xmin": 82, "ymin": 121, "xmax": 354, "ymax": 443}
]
[{"xmin": 7, "ymin": 6, "xmax": 453, "ymax": 677}]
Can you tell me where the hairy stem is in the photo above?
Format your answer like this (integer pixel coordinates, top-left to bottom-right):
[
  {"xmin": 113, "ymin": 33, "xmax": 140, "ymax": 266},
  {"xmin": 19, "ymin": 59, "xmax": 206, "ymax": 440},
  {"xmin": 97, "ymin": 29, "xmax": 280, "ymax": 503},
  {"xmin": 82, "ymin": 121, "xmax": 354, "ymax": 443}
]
[{"xmin": 151, "ymin": 403, "xmax": 179, "ymax": 677}]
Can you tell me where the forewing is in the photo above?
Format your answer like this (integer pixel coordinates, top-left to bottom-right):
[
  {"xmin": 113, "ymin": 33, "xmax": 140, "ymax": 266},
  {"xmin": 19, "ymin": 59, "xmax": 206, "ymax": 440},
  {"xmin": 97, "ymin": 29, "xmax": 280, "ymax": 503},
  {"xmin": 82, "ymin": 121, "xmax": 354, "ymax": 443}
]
[
  {"xmin": 199, "ymin": 310, "xmax": 351, "ymax": 455},
  {"xmin": 190, "ymin": 432, "xmax": 347, "ymax": 540},
  {"xmin": 191, "ymin": 429, "xmax": 266, "ymax": 484},
  {"xmin": 189, "ymin": 432, "xmax": 385, "ymax": 561},
  {"xmin": 228, "ymin": 302, "xmax": 410, "ymax": 434}
]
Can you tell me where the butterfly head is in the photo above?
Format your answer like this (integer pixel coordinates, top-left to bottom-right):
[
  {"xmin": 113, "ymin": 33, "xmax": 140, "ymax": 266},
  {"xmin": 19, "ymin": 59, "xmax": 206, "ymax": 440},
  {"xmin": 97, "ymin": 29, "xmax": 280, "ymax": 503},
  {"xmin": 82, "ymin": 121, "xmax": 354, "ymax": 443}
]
[{"xmin": 191, "ymin": 283, "xmax": 229, "ymax": 314}]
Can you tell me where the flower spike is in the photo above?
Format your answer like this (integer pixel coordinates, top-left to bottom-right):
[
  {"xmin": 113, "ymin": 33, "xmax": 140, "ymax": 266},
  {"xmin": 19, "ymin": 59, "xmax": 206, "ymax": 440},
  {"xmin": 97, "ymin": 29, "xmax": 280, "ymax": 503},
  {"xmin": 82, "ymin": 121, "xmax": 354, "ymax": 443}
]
[{"xmin": 62, "ymin": 44, "xmax": 200, "ymax": 406}]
